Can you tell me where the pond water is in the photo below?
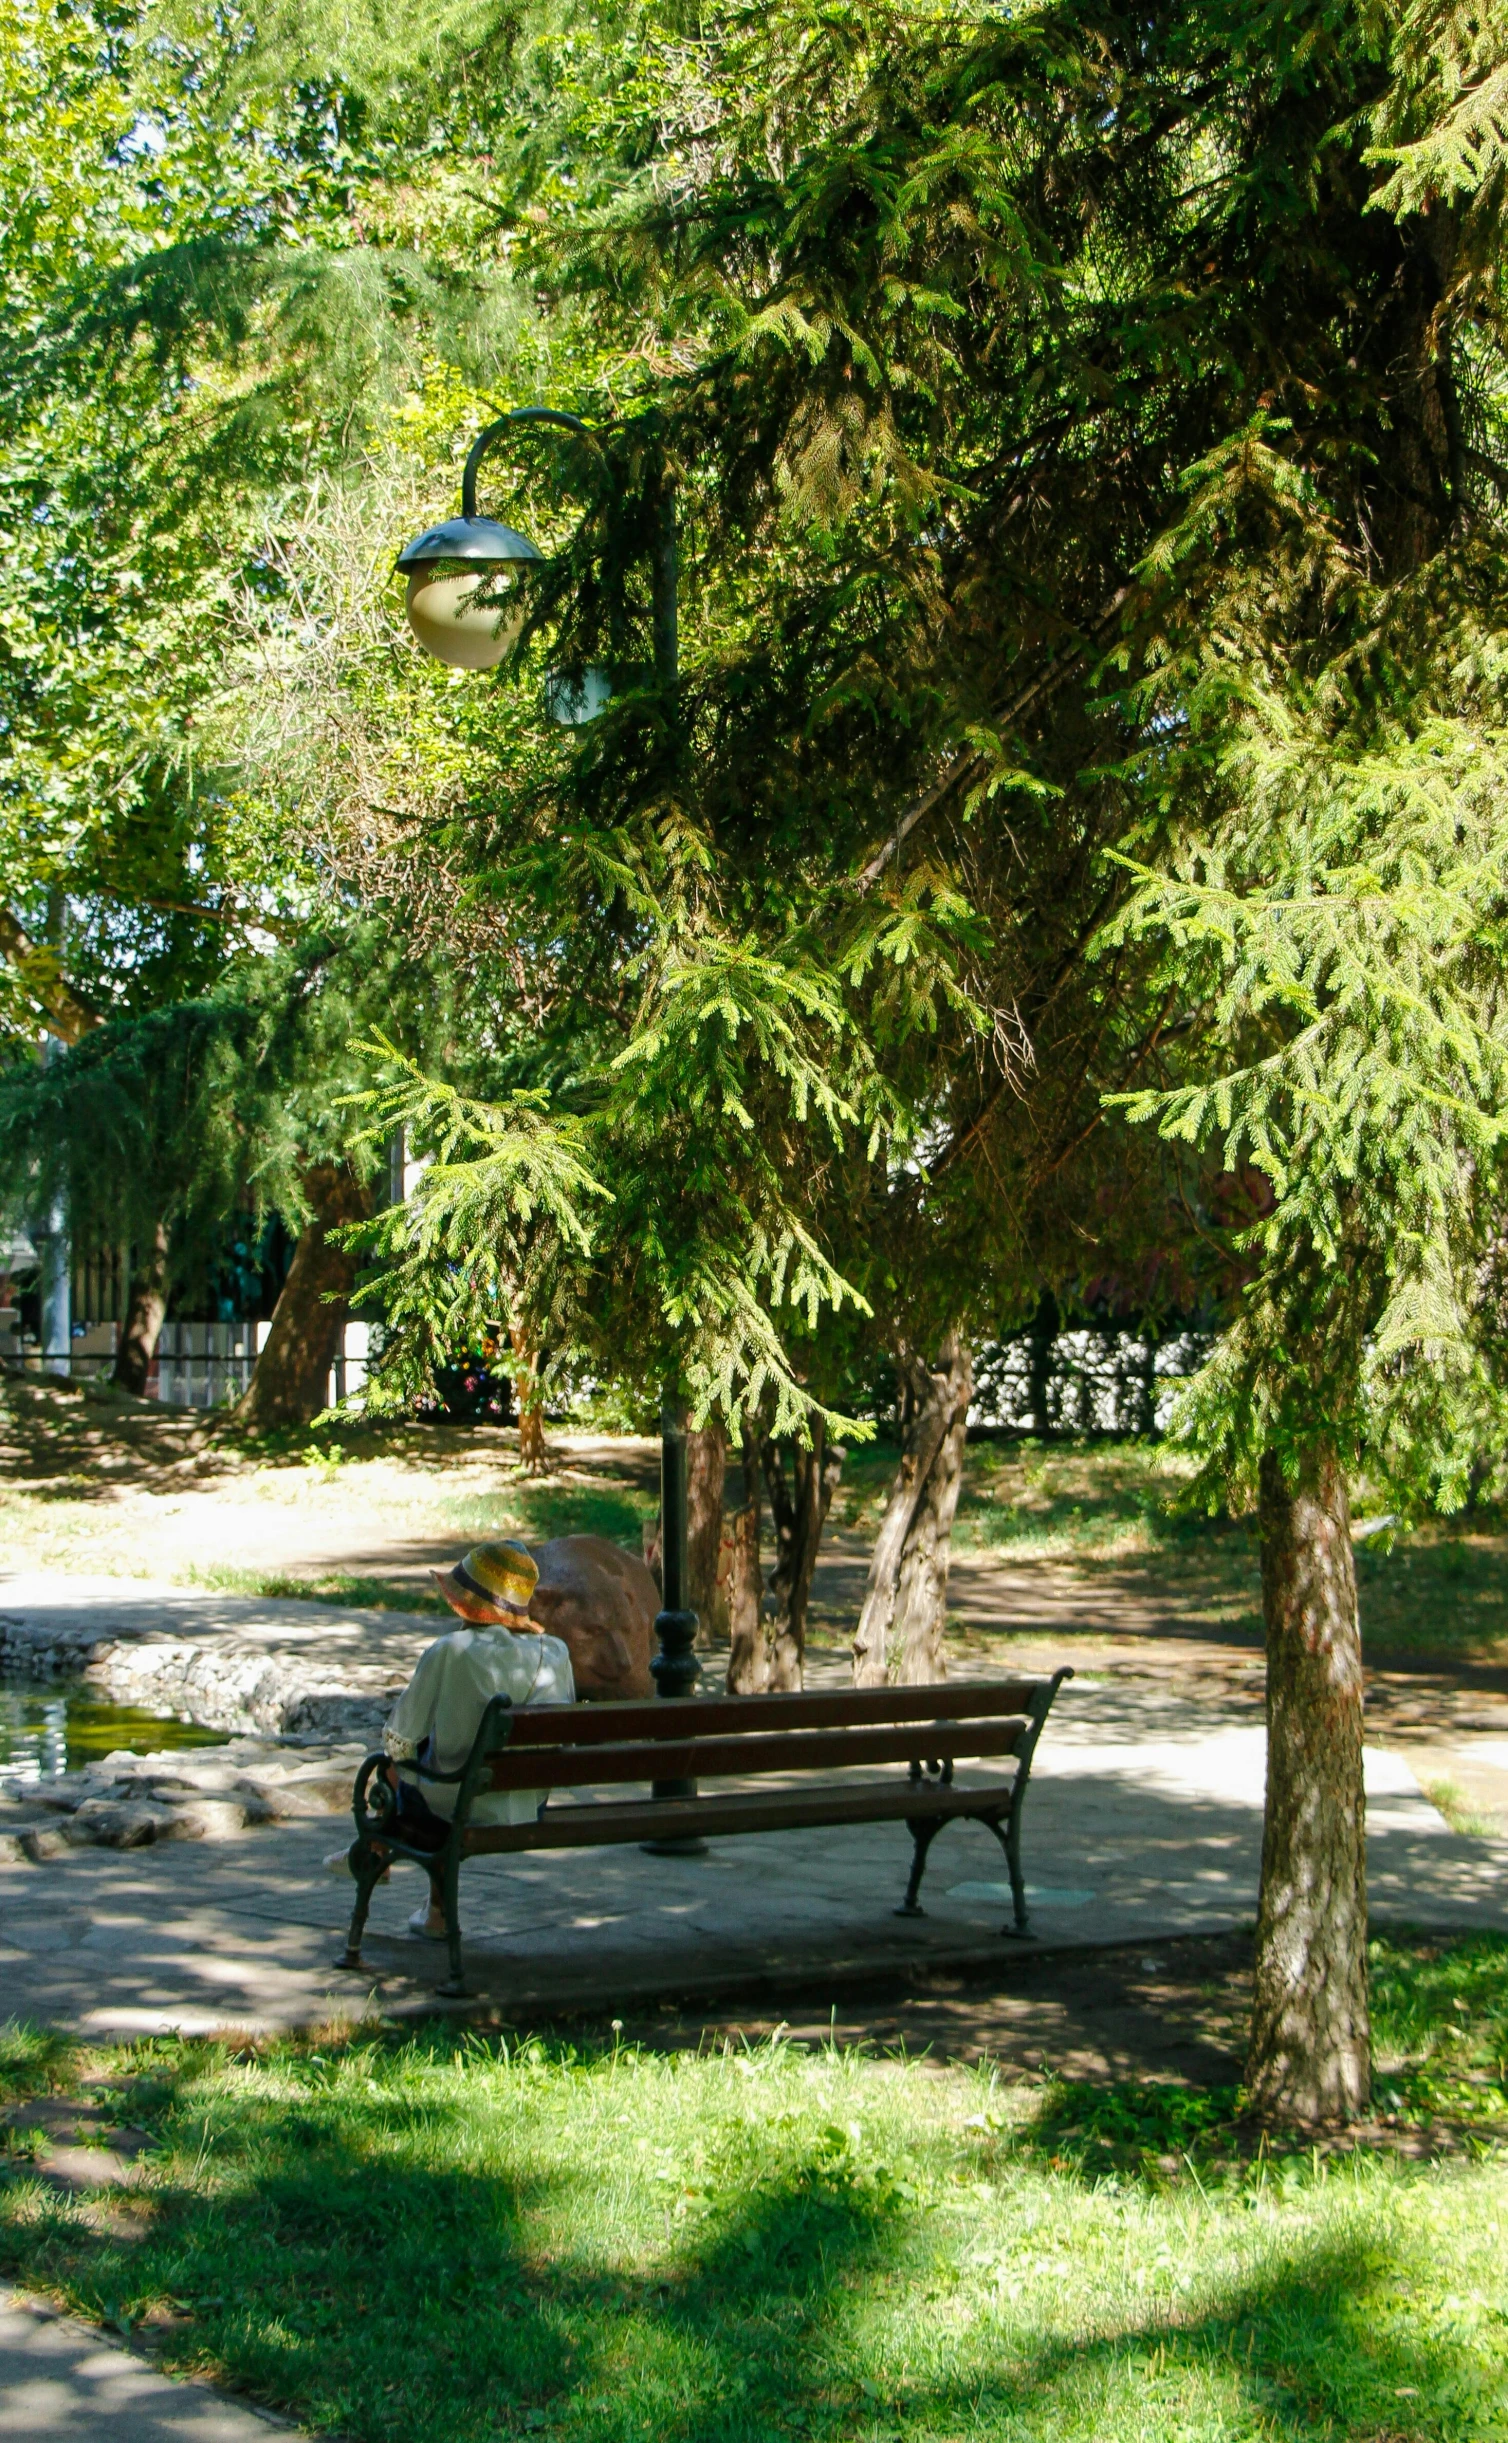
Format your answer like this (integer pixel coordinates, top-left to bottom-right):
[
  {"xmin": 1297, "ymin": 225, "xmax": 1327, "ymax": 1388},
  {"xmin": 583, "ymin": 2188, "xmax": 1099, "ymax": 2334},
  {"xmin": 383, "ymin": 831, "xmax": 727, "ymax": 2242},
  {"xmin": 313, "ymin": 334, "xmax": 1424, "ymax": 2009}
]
[{"xmin": 0, "ymin": 1678, "xmax": 229, "ymax": 1785}]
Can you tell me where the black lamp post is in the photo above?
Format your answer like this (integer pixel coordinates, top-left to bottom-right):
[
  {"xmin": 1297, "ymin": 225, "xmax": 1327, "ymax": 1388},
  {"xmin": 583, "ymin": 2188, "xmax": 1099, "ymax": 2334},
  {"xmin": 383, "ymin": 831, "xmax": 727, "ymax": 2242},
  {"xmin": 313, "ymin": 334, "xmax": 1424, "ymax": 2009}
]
[{"xmin": 396, "ymin": 408, "xmax": 702, "ymax": 1735}]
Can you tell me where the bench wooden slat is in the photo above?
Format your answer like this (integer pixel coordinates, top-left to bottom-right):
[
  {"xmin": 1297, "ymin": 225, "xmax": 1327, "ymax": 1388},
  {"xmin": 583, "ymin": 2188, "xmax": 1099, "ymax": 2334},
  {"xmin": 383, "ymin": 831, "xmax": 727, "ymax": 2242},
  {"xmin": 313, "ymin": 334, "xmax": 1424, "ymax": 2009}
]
[
  {"xmin": 458, "ymin": 1775, "xmax": 1020, "ymax": 1855},
  {"xmin": 499, "ymin": 1681, "xmax": 1052, "ymax": 1747},
  {"xmin": 484, "ymin": 1716, "xmax": 1029, "ymax": 1792}
]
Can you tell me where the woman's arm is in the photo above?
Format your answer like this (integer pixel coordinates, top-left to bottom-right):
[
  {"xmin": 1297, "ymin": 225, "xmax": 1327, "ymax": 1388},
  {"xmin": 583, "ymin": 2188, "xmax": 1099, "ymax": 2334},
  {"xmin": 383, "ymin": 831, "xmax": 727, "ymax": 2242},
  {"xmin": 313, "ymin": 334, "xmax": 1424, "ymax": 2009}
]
[{"xmin": 382, "ymin": 1637, "xmax": 450, "ymax": 1762}]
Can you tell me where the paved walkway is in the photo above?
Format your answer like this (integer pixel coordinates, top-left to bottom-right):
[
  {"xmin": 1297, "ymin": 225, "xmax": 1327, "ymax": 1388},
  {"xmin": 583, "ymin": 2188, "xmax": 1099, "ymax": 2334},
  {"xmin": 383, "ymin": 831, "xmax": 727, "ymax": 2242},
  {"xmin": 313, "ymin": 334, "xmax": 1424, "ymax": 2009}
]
[
  {"xmin": 0, "ymin": 2290, "xmax": 296, "ymax": 2439},
  {"xmin": 2, "ymin": 1672, "xmax": 1504, "ymax": 2035}
]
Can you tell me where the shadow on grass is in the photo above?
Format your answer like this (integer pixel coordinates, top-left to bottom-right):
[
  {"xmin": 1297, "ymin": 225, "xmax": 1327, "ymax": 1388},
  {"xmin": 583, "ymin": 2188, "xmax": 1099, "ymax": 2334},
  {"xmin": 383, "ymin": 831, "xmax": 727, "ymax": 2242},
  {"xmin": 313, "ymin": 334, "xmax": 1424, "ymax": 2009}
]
[
  {"xmin": 1, "ymin": 2016, "xmax": 1501, "ymax": 2443},
  {"xmin": 894, "ymin": 2223, "xmax": 1492, "ymax": 2443},
  {"xmin": 185, "ymin": 1565, "xmax": 450, "ymax": 1614},
  {"xmin": 0, "ymin": 2035, "xmax": 911, "ymax": 2441},
  {"xmin": 438, "ymin": 1481, "xmax": 656, "ymax": 1547},
  {"xmin": 2, "ymin": 2042, "xmax": 580, "ymax": 2436}
]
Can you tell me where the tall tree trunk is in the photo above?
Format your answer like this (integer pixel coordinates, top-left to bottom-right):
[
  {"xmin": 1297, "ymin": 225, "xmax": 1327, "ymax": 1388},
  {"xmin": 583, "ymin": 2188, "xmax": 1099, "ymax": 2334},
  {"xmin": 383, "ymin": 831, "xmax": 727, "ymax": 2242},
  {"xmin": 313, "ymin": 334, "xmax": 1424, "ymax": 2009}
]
[
  {"xmin": 686, "ymin": 1420, "xmax": 728, "ymax": 1649},
  {"xmin": 762, "ymin": 1423, "xmax": 846, "ymax": 1691},
  {"xmin": 112, "ymin": 1219, "xmax": 169, "ymax": 1396},
  {"xmin": 509, "ymin": 1324, "xmax": 548, "ymax": 1470},
  {"xmin": 237, "ymin": 1164, "xmax": 370, "ymax": 1430},
  {"xmin": 1247, "ymin": 1442, "xmax": 1370, "ymax": 2123},
  {"xmin": 725, "ymin": 1422, "xmax": 765, "ymax": 1693},
  {"xmin": 853, "ymin": 1335, "xmax": 972, "ymax": 1685}
]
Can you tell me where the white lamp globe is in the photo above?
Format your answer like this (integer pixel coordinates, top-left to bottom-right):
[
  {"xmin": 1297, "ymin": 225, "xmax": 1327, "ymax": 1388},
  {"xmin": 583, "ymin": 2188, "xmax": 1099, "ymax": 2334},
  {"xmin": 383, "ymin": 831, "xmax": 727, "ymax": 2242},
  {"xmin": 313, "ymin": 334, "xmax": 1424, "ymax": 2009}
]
[{"xmin": 396, "ymin": 516, "xmax": 544, "ymax": 672}]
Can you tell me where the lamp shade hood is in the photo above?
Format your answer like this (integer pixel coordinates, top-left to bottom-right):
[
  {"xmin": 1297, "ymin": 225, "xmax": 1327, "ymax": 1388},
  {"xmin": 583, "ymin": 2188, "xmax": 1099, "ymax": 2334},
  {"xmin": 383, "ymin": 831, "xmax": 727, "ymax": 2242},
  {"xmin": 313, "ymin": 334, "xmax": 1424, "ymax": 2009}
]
[{"xmin": 396, "ymin": 515, "xmax": 544, "ymax": 573}]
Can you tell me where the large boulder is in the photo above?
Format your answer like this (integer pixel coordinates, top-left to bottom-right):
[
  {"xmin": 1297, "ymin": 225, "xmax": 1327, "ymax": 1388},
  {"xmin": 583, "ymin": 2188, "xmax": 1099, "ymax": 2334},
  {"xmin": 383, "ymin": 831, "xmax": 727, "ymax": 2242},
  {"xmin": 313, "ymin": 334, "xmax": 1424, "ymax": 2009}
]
[{"xmin": 528, "ymin": 1534, "xmax": 656, "ymax": 1700}]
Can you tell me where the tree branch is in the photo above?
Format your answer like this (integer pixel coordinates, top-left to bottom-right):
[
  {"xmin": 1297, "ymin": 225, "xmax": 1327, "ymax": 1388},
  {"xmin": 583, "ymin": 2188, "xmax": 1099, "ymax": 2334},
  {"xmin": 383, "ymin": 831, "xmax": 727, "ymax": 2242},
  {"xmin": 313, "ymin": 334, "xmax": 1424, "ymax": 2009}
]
[
  {"xmin": 853, "ymin": 585, "xmax": 1132, "ymax": 890},
  {"xmin": 0, "ymin": 908, "xmax": 101, "ymax": 1044}
]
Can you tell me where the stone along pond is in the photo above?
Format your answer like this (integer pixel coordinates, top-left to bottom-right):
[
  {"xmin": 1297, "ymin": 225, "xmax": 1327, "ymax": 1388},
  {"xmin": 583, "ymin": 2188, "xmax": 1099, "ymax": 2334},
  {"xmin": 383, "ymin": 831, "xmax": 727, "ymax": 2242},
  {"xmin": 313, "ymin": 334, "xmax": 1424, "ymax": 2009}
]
[{"xmin": 0, "ymin": 1671, "xmax": 367, "ymax": 1859}]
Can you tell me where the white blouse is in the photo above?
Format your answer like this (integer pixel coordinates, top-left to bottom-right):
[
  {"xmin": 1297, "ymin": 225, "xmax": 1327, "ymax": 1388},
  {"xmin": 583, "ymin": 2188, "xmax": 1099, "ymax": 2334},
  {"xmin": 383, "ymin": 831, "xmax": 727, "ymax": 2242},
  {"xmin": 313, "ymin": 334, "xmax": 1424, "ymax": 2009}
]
[{"xmin": 382, "ymin": 1626, "xmax": 576, "ymax": 1825}]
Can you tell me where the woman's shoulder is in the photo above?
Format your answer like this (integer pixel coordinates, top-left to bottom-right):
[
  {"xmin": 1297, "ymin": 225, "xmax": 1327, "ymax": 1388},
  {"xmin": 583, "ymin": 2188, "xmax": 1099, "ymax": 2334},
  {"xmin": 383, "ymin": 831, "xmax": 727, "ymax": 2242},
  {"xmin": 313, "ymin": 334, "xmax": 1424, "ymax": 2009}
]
[{"xmin": 419, "ymin": 1626, "xmax": 479, "ymax": 1665}]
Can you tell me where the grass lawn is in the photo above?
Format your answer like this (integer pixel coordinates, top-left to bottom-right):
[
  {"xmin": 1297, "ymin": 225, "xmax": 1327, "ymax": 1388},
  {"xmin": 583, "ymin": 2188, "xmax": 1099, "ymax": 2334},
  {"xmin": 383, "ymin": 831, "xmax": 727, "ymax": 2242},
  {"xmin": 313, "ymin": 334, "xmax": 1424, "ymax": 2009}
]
[
  {"xmin": 3, "ymin": 1937, "xmax": 1506, "ymax": 2443},
  {"xmin": 0, "ymin": 1377, "xmax": 658, "ymax": 1605}
]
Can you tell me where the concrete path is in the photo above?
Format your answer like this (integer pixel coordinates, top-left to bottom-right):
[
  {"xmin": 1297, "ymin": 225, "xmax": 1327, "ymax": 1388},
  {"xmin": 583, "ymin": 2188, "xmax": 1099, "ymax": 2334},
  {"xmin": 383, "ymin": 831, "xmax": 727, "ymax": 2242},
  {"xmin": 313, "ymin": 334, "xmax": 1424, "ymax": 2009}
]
[
  {"xmin": 0, "ymin": 2289, "xmax": 296, "ymax": 2439},
  {"xmin": 2, "ymin": 1674, "xmax": 1504, "ymax": 2035}
]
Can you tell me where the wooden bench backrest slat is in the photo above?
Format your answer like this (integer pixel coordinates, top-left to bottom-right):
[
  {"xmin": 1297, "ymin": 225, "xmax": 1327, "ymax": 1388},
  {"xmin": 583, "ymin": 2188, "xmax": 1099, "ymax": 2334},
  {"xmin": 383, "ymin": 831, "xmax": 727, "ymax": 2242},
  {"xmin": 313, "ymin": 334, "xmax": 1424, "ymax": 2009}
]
[
  {"xmin": 486, "ymin": 1715, "xmax": 1030, "ymax": 1792},
  {"xmin": 498, "ymin": 1681, "xmax": 1052, "ymax": 1750}
]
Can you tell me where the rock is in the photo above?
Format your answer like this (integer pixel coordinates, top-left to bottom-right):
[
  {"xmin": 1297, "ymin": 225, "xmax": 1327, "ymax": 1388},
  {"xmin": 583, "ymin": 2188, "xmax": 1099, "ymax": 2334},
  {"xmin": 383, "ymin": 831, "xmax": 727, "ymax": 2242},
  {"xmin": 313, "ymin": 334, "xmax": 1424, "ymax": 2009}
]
[
  {"xmin": 235, "ymin": 1770, "xmax": 351, "ymax": 1818},
  {"xmin": 66, "ymin": 1798, "xmax": 178, "ymax": 1849},
  {"xmin": 21, "ymin": 1826, "xmax": 74, "ymax": 1861},
  {"xmin": 1, "ymin": 1581, "xmax": 434, "ymax": 1742},
  {"xmin": 162, "ymin": 1798, "xmax": 248, "ymax": 1842},
  {"xmin": 281, "ymin": 1692, "xmax": 397, "ymax": 1744},
  {"xmin": 0, "ymin": 1832, "xmax": 28, "ymax": 1864},
  {"xmin": 528, "ymin": 1534, "xmax": 657, "ymax": 1700},
  {"xmin": 29, "ymin": 1774, "xmax": 93, "ymax": 1813}
]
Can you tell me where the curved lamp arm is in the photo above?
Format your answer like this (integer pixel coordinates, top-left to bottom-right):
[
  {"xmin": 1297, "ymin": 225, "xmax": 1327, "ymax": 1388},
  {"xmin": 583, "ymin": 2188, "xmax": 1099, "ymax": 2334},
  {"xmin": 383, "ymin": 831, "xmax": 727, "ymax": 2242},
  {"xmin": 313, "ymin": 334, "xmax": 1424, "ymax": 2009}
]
[
  {"xmin": 461, "ymin": 407, "xmax": 603, "ymax": 519},
  {"xmin": 460, "ymin": 404, "xmax": 675, "ymax": 694}
]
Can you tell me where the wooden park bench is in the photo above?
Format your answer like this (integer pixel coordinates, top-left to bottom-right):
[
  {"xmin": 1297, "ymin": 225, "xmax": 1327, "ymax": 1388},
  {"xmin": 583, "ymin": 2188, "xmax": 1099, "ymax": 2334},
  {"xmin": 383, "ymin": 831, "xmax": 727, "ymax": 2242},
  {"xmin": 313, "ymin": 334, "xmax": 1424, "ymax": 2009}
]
[{"xmin": 340, "ymin": 1670, "xmax": 1073, "ymax": 1997}]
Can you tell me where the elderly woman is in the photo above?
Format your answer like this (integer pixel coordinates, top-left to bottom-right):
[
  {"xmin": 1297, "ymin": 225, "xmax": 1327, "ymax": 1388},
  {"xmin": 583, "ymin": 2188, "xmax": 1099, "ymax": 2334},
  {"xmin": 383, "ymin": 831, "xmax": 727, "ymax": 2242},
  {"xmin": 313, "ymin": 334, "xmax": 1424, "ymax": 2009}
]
[{"xmin": 383, "ymin": 1539, "xmax": 574, "ymax": 1938}]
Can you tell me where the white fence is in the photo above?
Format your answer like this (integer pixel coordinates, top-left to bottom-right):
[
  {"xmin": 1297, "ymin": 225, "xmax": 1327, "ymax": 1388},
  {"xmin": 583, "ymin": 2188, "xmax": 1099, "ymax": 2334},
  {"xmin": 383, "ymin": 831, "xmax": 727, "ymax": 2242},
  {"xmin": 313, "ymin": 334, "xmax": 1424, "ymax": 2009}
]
[
  {"xmin": 0, "ymin": 1315, "xmax": 373, "ymax": 1413},
  {"xmin": 153, "ymin": 1320, "xmax": 373, "ymax": 1411},
  {"xmin": 3, "ymin": 1305, "xmax": 1208, "ymax": 1433},
  {"xmin": 153, "ymin": 1319, "xmax": 260, "ymax": 1407},
  {"xmin": 969, "ymin": 1329, "xmax": 1213, "ymax": 1437}
]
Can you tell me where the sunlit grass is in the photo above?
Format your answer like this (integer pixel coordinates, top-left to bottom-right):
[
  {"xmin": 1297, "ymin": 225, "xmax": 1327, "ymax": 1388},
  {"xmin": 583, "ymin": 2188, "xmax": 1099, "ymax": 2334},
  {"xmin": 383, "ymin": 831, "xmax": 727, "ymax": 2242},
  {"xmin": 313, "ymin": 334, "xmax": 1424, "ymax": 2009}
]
[
  {"xmin": 182, "ymin": 1566, "xmax": 450, "ymax": 1614},
  {"xmin": 839, "ymin": 1439, "xmax": 1508, "ymax": 1660},
  {"xmin": 436, "ymin": 1481, "xmax": 656, "ymax": 1549},
  {"xmin": 2, "ymin": 1938, "xmax": 1505, "ymax": 2443},
  {"xmin": 1420, "ymin": 1778, "xmax": 1502, "ymax": 1840}
]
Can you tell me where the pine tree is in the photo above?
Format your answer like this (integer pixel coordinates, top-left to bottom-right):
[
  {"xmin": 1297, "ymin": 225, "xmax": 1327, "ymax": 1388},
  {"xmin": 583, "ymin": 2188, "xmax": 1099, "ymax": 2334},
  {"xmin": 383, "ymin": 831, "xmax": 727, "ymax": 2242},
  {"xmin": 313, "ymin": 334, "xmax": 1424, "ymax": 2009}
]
[{"xmin": 547, "ymin": 0, "xmax": 1508, "ymax": 2116}]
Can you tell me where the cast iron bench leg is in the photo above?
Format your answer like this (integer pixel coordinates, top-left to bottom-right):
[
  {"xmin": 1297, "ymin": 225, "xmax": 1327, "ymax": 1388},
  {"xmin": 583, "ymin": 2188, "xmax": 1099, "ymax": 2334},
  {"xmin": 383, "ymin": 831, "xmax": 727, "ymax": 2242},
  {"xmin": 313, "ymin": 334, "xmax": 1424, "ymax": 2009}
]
[
  {"xmin": 896, "ymin": 1815, "xmax": 945, "ymax": 1917},
  {"xmin": 436, "ymin": 1842, "xmax": 468, "ymax": 1999},
  {"xmin": 987, "ymin": 1807, "xmax": 1032, "ymax": 1938},
  {"xmin": 340, "ymin": 1843, "xmax": 384, "ymax": 1970}
]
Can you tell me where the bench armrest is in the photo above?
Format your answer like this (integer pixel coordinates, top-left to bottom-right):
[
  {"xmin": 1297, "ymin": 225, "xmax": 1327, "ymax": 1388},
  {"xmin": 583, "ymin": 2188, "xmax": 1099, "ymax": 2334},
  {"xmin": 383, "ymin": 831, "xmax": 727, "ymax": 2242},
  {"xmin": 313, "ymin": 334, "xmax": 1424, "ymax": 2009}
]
[{"xmin": 352, "ymin": 1694, "xmax": 521, "ymax": 1844}]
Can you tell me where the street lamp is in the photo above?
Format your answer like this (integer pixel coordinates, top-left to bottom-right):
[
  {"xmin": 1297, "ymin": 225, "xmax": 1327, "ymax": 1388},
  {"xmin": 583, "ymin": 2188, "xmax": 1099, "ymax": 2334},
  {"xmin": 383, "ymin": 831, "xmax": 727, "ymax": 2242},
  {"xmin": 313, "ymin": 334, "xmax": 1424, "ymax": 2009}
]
[
  {"xmin": 395, "ymin": 408, "xmax": 703, "ymax": 1744},
  {"xmin": 396, "ymin": 419, "xmax": 545, "ymax": 671}
]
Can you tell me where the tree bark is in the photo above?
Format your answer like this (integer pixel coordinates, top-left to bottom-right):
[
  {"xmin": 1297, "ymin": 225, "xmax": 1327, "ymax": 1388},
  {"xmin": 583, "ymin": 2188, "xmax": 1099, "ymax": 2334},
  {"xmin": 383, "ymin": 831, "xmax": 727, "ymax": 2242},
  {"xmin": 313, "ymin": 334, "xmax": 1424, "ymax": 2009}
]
[
  {"xmin": 853, "ymin": 1334, "xmax": 973, "ymax": 1685},
  {"xmin": 236, "ymin": 1163, "xmax": 370, "ymax": 1429},
  {"xmin": 112, "ymin": 1219, "xmax": 170, "ymax": 1396},
  {"xmin": 1247, "ymin": 1441, "xmax": 1371, "ymax": 2124},
  {"xmin": 762, "ymin": 1423, "xmax": 846, "ymax": 1691},
  {"xmin": 509, "ymin": 1323, "xmax": 548, "ymax": 1470},
  {"xmin": 725, "ymin": 1422, "xmax": 765, "ymax": 1693},
  {"xmin": 686, "ymin": 1419, "xmax": 728, "ymax": 1648}
]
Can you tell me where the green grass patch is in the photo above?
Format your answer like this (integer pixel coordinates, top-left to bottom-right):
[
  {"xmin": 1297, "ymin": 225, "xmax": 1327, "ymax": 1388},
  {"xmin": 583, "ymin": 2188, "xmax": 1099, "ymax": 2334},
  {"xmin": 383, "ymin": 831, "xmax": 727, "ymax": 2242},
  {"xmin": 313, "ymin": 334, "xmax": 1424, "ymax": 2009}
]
[
  {"xmin": 1371, "ymin": 1934, "xmax": 1508, "ymax": 2126},
  {"xmin": 837, "ymin": 1440, "xmax": 1239, "ymax": 1569},
  {"xmin": 181, "ymin": 1566, "xmax": 449, "ymax": 1615},
  {"xmin": 436, "ymin": 1481, "xmax": 656, "ymax": 1550},
  {"xmin": 1420, "ymin": 1779, "xmax": 1502, "ymax": 1840},
  {"xmin": 3, "ymin": 1939, "xmax": 1506, "ymax": 2443},
  {"xmin": 842, "ymin": 1438, "xmax": 1508, "ymax": 1662}
]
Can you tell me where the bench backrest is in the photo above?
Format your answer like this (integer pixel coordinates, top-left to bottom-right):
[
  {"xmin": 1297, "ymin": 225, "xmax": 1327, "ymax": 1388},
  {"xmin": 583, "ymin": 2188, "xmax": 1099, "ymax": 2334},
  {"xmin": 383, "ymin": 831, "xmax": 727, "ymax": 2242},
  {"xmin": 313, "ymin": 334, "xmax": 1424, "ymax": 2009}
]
[{"xmin": 463, "ymin": 1671, "xmax": 1072, "ymax": 1797}]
